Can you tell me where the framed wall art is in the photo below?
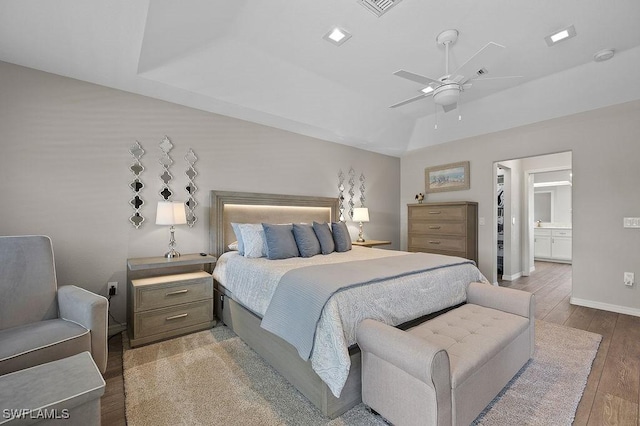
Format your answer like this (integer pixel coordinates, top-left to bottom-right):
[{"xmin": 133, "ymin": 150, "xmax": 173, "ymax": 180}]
[{"xmin": 425, "ymin": 161, "xmax": 470, "ymax": 193}]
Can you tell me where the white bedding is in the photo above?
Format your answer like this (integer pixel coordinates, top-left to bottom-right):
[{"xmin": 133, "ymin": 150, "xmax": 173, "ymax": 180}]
[{"xmin": 213, "ymin": 246, "xmax": 489, "ymax": 397}]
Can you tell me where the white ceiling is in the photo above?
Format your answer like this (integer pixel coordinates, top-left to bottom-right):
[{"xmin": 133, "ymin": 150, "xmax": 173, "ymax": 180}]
[{"xmin": 1, "ymin": 0, "xmax": 640, "ymax": 157}]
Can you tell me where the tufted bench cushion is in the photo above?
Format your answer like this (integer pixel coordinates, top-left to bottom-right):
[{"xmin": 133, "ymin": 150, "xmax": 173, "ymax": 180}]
[
  {"xmin": 357, "ymin": 282, "xmax": 534, "ymax": 426},
  {"xmin": 407, "ymin": 303, "xmax": 529, "ymax": 390}
]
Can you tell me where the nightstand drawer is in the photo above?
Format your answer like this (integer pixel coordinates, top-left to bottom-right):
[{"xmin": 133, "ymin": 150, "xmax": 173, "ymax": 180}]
[
  {"xmin": 134, "ymin": 299, "xmax": 214, "ymax": 339},
  {"xmin": 409, "ymin": 221, "xmax": 466, "ymax": 236},
  {"xmin": 409, "ymin": 205, "xmax": 466, "ymax": 221},
  {"xmin": 409, "ymin": 235, "xmax": 467, "ymax": 252},
  {"xmin": 134, "ymin": 271, "xmax": 213, "ymax": 312}
]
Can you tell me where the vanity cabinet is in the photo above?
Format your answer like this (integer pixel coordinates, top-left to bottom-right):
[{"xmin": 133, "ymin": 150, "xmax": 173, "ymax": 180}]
[{"xmin": 534, "ymin": 228, "xmax": 572, "ymax": 263}]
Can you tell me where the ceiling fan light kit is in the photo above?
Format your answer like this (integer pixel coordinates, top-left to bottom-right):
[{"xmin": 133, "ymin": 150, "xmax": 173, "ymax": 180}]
[{"xmin": 433, "ymin": 83, "xmax": 460, "ymax": 106}]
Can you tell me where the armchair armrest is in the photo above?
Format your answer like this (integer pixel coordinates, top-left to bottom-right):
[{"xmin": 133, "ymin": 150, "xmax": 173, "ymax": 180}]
[
  {"xmin": 357, "ymin": 319, "xmax": 450, "ymax": 389},
  {"xmin": 58, "ymin": 285, "xmax": 108, "ymax": 373},
  {"xmin": 467, "ymin": 282, "xmax": 534, "ymax": 319}
]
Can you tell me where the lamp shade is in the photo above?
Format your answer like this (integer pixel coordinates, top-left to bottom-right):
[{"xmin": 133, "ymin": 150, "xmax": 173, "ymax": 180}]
[
  {"xmin": 352, "ymin": 207, "xmax": 370, "ymax": 222},
  {"xmin": 155, "ymin": 201, "xmax": 187, "ymax": 225}
]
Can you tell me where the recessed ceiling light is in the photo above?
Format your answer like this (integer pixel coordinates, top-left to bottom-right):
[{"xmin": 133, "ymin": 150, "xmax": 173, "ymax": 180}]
[
  {"xmin": 323, "ymin": 27, "xmax": 352, "ymax": 46},
  {"xmin": 544, "ymin": 25, "xmax": 576, "ymax": 47},
  {"xmin": 421, "ymin": 87, "xmax": 434, "ymax": 94}
]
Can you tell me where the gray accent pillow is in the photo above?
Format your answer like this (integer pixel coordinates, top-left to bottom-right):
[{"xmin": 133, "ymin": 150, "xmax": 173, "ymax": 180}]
[
  {"xmin": 231, "ymin": 222, "xmax": 245, "ymax": 255},
  {"xmin": 292, "ymin": 223, "xmax": 321, "ymax": 258},
  {"xmin": 332, "ymin": 221, "xmax": 352, "ymax": 252},
  {"xmin": 313, "ymin": 222, "xmax": 335, "ymax": 255},
  {"xmin": 262, "ymin": 223, "xmax": 300, "ymax": 260}
]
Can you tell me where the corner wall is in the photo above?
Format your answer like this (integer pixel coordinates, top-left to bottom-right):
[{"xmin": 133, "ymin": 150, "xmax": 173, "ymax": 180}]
[
  {"xmin": 0, "ymin": 61, "xmax": 401, "ymax": 327},
  {"xmin": 401, "ymin": 100, "xmax": 640, "ymax": 315}
]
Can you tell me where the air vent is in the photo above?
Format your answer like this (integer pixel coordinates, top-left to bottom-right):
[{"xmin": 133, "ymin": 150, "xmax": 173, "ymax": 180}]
[
  {"xmin": 358, "ymin": 0, "xmax": 403, "ymax": 17},
  {"xmin": 476, "ymin": 68, "xmax": 488, "ymax": 76}
]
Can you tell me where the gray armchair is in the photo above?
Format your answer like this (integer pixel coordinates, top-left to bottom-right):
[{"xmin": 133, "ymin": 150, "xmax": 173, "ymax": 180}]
[{"xmin": 0, "ymin": 235, "xmax": 107, "ymax": 375}]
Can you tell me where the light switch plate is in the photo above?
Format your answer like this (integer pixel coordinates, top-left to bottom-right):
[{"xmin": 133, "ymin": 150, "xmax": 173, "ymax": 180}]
[{"xmin": 479, "ymin": 217, "xmax": 485, "ymax": 226}]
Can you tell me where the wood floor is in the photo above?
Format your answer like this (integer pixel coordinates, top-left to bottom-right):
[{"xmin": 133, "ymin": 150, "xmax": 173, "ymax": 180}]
[{"xmin": 101, "ymin": 261, "xmax": 640, "ymax": 425}]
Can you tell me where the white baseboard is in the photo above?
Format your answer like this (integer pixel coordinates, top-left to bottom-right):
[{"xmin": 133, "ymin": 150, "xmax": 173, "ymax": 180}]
[
  {"xmin": 570, "ymin": 297, "xmax": 640, "ymax": 318},
  {"xmin": 109, "ymin": 323, "xmax": 127, "ymax": 337},
  {"xmin": 501, "ymin": 272, "xmax": 523, "ymax": 281},
  {"xmin": 530, "ymin": 266, "xmax": 536, "ymax": 274}
]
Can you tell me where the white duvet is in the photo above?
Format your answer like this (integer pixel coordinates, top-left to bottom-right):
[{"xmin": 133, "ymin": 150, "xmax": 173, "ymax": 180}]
[{"xmin": 213, "ymin": 246, "xmax": 488, "ymax": 397}]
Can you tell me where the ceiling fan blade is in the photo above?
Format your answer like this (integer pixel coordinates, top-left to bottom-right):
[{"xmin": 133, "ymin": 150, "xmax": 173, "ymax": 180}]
[
  {"xmin": 389, "ymin": 93, "xmax": 429, "ymax": 108},
  {"xmin": 393, "ymin": 70, "xmax": 441, "ymax": 86},
  {"xmin": 465, "ymin": 76, "xmax": 524, "ymax": 91},
  {"xmin": 442, "ymin": 103, "xmax": 457, "ymax": 113},
  {"xmin": 451, "ymin": 42, "xmax": 505, "ymax": 83}
]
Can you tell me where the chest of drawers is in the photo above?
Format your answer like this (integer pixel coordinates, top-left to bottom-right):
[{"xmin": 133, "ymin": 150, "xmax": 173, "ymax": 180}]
[{"xmin": 408, "ymin": 202, "xmax": 478, "ymax": 263}]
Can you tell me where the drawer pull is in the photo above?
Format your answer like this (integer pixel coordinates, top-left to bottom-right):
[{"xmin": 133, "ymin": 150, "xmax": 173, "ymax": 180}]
[
  {"xmin": 166, "ymin": 313, "xmax": 188, "ymax": 321},
  {"xmin": 428, "ymin": 226, "xmax": 441, "ymax": 229},
  {"xmin": 428, "ymin": 241, "xmax": 441, "ymax": 245},
  {"xmin": 166, "ymin": 289, "xmax": 189, "ymax": 296},
  {"xmin": 428, "ymin": 211, "xmax": 441, "ymax": 215}
]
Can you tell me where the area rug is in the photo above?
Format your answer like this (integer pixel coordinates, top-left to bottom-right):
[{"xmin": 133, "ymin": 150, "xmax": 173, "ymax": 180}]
[{"xmin": 123, "ymin": 320, "xmax": 601, "ymax": 426}]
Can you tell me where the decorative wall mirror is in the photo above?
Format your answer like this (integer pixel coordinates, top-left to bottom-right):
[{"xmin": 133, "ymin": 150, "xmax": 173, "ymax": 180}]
[
  {"xmin": 128, "ymin": 141, "xmax": 145, "ymax": 228},
  {"xmin": 338, "ymin": 170, "xmax": 345, "ymax": 221},
  {"xmin": 184, "ymin": 148, "xmax": 198, "ymax": 227},
  {"xmin": 158, "ymin": 136, "xmax": 174, "ymax": 201},
  {"xmin": 348, "ymin": 167, "xmax": 355, "ymax": 219}
]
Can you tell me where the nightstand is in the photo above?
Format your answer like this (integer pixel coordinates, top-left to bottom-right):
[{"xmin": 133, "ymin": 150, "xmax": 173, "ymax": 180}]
[
  {"xmin": 352, "ymin": 240, "xmax": 392, "ymax": 248},
  {"xmin": 126, "ymin": 253, "xmax": 216, "ymax": 347}
]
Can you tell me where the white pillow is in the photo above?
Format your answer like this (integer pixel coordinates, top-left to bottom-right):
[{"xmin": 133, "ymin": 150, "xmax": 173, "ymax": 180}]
[
  {"xmin": 228, "ymin": 241, "xmax": 239, "ymax": 251},
  {"xmin": 238, "ymin": 223, "xmax": 267, "ymax": 258}
]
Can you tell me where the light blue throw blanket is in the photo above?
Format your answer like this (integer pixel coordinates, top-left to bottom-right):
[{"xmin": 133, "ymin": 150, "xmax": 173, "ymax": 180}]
[{"xmin": 260, "ymin": 252, "xmax": 473, "ymax": 360}]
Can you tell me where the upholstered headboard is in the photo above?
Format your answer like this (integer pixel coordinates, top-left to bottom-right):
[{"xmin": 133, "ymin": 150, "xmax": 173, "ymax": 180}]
[{"xmin": 209, "ymin": 191, "xmax": 339, "ymax": 257}]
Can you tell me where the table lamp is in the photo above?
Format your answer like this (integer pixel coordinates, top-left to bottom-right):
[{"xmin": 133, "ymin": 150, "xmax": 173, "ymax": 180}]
[
  {"xmin": 352, "ymin": 207, "xmax": 370, "ymax": 242},
  {"xmin": 156, "ymin": 201, "xmax": 187, "ymax": 258}
]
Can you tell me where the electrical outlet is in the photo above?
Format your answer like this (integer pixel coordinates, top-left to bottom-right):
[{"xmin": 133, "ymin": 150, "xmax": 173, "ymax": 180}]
[
  {"xmin": 108, "ymin": 282, "xmax": 118, "ymax": 296},
  {"xmin": 624, "ymin": 272, "xmax": 634, "ymax": 287}
]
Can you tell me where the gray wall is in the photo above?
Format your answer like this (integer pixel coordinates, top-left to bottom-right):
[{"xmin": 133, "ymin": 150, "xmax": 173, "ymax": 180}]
[
  {"xmin": 401, "ymin": 100, "xmax": 640, "ymax": 315},
  {"xmin": 0, "ymin": 61, "xmax": 401, "ymax": 327}
]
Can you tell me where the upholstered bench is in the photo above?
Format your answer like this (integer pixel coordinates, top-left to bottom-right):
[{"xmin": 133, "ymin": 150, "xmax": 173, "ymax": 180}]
[
  {"xmin": 0, "ymin": 352, "xmax": 105, "ymax": 425},
  {"xmin": 357, "ymin": 282, "xmax": 534, "ymax": 426}
]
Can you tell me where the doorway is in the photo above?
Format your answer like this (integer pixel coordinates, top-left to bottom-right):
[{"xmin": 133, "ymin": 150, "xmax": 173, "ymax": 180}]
[{"xmin": 492, "ymin": 151, "xmax": 572, "ymax": 285}]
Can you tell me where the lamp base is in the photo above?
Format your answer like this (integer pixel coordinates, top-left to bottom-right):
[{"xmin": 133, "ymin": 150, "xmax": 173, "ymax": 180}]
[
  {"xmin": 357, "ymin": 221, "xmax": 365, "ymax": 242},
  {"xmin": 164, "ymin": 249, "xmax": 181, "ymax": 259}
]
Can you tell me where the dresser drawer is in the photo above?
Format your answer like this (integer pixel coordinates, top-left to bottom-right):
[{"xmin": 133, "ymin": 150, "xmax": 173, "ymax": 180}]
[
  {"xmin": 409, "ymin": 221, "xmax": 466, "ymax": 236},
  {"xmin": 409, "ymin": 235, "xmax": 467, "ymax": 252},
  {"xmin": 133, "ymin": 299, "xmax": 213, "ymax": 339},
  {"xmin": 409, "ymin": 205, "xmax": 466, "ymax": 221},
  {"xmin": 134, "ymin": 271, "xmax": 213, "ymax": 312}
]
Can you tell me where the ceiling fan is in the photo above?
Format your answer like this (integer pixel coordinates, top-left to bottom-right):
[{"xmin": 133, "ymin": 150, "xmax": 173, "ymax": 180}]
[{"xmin": 389, "ymin": 29, "xmax": 522, "ymax": 112}]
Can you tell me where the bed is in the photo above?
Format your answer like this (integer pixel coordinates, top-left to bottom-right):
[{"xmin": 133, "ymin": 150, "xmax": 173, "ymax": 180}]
[{"xmin": 209, "ymin": 190, "xmax": 488, "ymax": 418}]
